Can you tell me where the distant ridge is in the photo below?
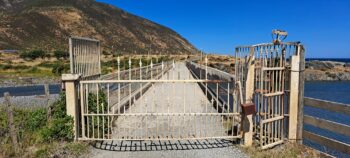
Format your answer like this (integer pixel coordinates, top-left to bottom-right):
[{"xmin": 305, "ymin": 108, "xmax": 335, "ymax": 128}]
[{"xmin": 0, "ymin": 0, "xmax": 198, "ymax": 54}]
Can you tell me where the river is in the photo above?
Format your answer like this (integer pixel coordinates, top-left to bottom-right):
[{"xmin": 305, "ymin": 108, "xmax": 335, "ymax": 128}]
[{"xmin": 304, "ymin": 81, "xmax": 350, "ymax": 157}]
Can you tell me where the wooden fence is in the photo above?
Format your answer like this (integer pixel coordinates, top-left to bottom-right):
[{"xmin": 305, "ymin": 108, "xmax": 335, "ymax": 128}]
[{"xmin": 303, "ymin": 97, "xmax": 350, "ymax": 155}]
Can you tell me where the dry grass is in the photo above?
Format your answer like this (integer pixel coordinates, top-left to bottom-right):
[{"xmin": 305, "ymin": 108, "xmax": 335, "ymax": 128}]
[{"xmin": 241, "ymin": 142, "xmax": 321, "ymax": 158}]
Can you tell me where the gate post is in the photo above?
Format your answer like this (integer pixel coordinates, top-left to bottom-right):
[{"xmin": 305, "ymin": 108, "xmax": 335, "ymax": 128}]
[
  {"xmin": 296, "ymin": 45, "xmax": 305, "ymax": 144},
  {"xmin": 288, "ymin": 45, "xmax": 304, "ymax": 142},
  {"xmin": 62, "ymin": 74, "xmax": 81, "ymax": 140},
  {"xmin": 242, "ymin": 47, "xmax": 255, "ymax": 147}
]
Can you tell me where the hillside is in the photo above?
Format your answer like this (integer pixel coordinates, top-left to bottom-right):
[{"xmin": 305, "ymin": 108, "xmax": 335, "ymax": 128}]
[{"xmin": 0, "ymin": 0, "xmax": 197, "ymax": 54}]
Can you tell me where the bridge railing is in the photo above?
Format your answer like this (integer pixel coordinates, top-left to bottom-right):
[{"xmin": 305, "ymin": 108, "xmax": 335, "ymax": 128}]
[
  {"xmin": 99, "ymin": 63, "xmax": 163, "ymax": 80},
  {"xmin": 186, "ymin": 61, "xmax": 239, "ymax": 114},
  {"xmin": 303, "ymin": 97, "xmax": 350, "ymax": 155},
  {"xmin": 187, "ymin": 61, "xmax": 235, "ymax": 81}
]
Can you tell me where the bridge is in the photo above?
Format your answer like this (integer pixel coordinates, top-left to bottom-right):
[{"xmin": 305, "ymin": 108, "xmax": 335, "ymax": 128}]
[{"xmin": 62, "ymin": 36, "xmax": 306, "ymax": 150}]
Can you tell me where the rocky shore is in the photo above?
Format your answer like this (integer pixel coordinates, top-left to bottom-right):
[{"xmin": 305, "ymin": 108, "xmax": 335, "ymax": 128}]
[{"xmin": 305, "ymin": 60, "xmax": 350, "ymax": 81}]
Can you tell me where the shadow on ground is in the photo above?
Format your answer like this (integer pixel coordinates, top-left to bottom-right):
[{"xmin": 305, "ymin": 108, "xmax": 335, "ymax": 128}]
[{"xmin": 92, "ymin": 139, "xmax": 239, "ymax": 152}]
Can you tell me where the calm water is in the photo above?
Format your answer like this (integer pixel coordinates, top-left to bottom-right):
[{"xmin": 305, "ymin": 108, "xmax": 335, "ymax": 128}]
[
  {"xmin": 0, "ymin": 84, "xmax": 61, "ymax": 97},
  {"xmin": 304, "ymin": 81, "xmax": 350, "ymax": 157}
]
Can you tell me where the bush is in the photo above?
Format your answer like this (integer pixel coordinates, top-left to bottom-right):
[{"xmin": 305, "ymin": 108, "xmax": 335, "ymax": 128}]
[
  {"xmin": 0, "ymin": 93, "xmax": 74, "ymax": 157},
  {"xmin": 20, "ymin": 50, "xmax": 46, "ymax": 60},
  {"xmin": 40, "ymin": 117, "xmax": 73, "ymax": 142},
  {"xmin": 52, "ymin": 63, "xmax": 69, "ymax": 75},
  {"xmin": 26, "ymin": 109, "xmax": 47, "ymax": 132},
  {"xmin": 53, "ymin": 50, "xmax": 69, "ymax": 60},
  {"xmin": 27, "ymin": 67, "xmax": 39, "ymax": 73},
  {"xmin": 0, "ymin": 64, "xmax": 30, "ymax": 70},
  {"xmin": 86, "ymin": 91, "xmax": 108, "ymax": 138},
  {"xmin": 39, "ymin": 93, "xmax": 74, "ymax": 142}
]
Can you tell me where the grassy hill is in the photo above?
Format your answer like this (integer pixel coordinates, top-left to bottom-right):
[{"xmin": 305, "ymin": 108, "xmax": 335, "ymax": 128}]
[{"xmin": 0, "ymin": 0, "xmax": 197, "ymax": 54}]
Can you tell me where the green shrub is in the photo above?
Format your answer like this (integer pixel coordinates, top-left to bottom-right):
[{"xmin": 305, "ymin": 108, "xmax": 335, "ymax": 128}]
[
  {"xmin": 0, "ymin": 64, "xmax": 30, "ymax": 70},
  {"xmin": 53, "ymin": 50, "xmax": 69, "ymax": 60},
  {"xmin": 52, "ymin": 63, "xmax": 69, "ymax": 75},
  {"xmin": 39, "ymin": 93, "xmax": 74, "ymax": 142},
  {"xmin": 27, "ymin": 67, "xmax": 39, "ymax": 73},
  {"xmin": 38, "ymin": 62, "xmax": 55, "ymax": 68},
  {"xmin": 86, "ymin": 91, "xmax": 108, "ymax": 138},
  {"xmin": 20, "ymin": 50, "xmax": 46, "ymax": 60},
  {"xmin": 0, "ymin": 93, "xmax": 74, "ymax": 157},
  {"xmin": 39, "ymin": 116, "xmax": 73, "ymax": 142},
  {"xmin": 26, "ymin": 108, "xmax": 47, "ymax": 132}
]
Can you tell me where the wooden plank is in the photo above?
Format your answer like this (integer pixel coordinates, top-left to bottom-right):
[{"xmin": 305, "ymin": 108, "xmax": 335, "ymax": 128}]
[
  {"xmin": 261, "ymin": 115, "xmax": 284, "ymax": 124},
  {"xmin": 303, "ymin": 131, "xmax": 350, "ymax": 154},
  {"xmin": 261, "ymin": 139, "xmax": 284, "ymax": 150},
  {"xmin": 304, "ymin": 97, "xmax": 350, "ymax": 116},
  {"xmin": 304, "ymin": 115, "xmax": 350, "ymax": 137},
  {"xmin": 263, "ymin": 91, "xmax": 284, "ymax": 97},
  {"xmin": 262, "ymin": 67, "xmax": 285, "ymax": 71}
]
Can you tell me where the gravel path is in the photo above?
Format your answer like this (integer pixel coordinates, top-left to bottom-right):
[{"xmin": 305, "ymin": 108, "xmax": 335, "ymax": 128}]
[{"xmin": 90, "ymin": 63, "xmax": 246, "ymax": 158}]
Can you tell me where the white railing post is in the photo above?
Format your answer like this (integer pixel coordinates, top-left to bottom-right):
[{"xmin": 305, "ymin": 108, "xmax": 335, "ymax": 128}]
[{"xmin": 62, "ymin": 74, "xmax": 81, "ymax": 140}]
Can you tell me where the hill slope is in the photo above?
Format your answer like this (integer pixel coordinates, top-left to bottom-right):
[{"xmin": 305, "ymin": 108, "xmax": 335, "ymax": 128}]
[{"xmin": 0, "ymin": 0, "xmax": 197, "ymax": 54}]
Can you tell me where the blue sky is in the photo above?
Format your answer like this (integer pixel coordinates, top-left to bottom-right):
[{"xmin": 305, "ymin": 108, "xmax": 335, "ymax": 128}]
[{"xmin": 97, "ymin": 0, "xmax": 350, "ymax": 58}]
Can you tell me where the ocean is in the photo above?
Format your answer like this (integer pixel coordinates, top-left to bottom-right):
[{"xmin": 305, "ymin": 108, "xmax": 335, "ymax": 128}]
[{"xmin": 304, "ymin": 81, "xmax": 350, "ymax": 157}]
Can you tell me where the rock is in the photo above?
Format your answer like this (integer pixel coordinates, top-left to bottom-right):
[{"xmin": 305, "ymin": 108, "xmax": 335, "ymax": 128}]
[
  {"xmin": 344, "ymin": 63, "xmax": 350, "ymax": 68},
  {"xmin": 306, "ymin": 61, "xmax": 333, "ymax": 70}
]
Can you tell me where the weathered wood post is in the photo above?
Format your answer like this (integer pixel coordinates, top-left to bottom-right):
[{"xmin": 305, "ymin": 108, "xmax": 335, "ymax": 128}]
[
  {"xmin": 4, "ymin": 92, "xmax": 19, "ymax": 153},
  {"xmin": 288, "ymin": 44, "xmax": 305, "ymax": 142},
  {"xmin": 242, "ymin": 47, "xmax": 255, "ymax": 147},
  {"xmin": 62, "ymin": 74, "xmax": 81, "ymax": 140},
  {"xmin": 44, "ymin": 84, "xmax": 51, "ymax": 119},
  {"xmin": 296, "ymin": 45, "xmax": 305, "ymax": 144}
]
